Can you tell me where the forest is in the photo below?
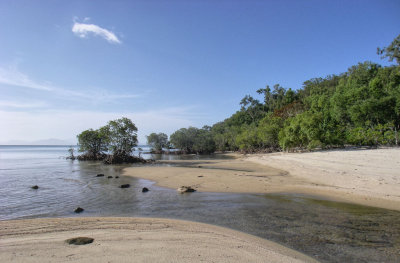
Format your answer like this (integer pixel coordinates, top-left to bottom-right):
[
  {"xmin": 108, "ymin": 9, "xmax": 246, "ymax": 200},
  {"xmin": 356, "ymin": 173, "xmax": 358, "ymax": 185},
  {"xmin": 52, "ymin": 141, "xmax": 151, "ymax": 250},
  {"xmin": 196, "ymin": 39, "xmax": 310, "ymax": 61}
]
[{"xmin": 158, "ymin": 34, "xmax": 400, "ymax": 153}]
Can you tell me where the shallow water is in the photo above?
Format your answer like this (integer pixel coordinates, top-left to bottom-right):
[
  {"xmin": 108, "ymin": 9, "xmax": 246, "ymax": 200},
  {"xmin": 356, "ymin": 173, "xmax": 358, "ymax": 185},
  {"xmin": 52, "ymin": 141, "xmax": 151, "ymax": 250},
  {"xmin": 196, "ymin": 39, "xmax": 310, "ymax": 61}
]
[{"xmin": 0, "ymin": 145, "xmax": 399, "ymax": 263}]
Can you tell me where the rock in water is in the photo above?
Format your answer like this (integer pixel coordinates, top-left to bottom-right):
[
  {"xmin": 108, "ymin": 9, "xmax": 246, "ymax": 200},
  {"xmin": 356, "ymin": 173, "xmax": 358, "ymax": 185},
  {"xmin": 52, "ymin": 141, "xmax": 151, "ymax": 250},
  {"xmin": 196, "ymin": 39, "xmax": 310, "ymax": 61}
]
[
  {"xmin": 96, "ymin": 174, "xmax": 105, "ymax": 177},
  {"xmin": 31, "ymin": 185, "xmax": 39, "ymax": 189},
  {"xmin": 115, "ymin": 176, "xmax": 119, "ymax": 179},
  {"xmin": 177, "ymin": 186, "xmax": 196, "ymax": 194},
  {"xmin": 107, "ymin": 176, "xmax": 113, "ymax": 179},
  {"xmin": 142, "ymin": 187, "xmax": 149, "ymax": 192},
  {"xmin": 74, "ymin": 207, "xmax": 84, "ymax": 213},
  {"xmin": 120, "ymin": 184, "xmax": 130, "ymax": 188},
  {"xmin": 65, "ymin": 237, "xmax": 94, "ymax": 245}
]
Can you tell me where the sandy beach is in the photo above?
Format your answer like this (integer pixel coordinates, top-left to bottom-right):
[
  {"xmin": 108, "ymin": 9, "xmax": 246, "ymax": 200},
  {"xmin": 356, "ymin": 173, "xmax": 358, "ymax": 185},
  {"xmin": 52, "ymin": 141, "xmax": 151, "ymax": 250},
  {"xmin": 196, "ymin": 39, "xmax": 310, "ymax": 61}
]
[
  {"xmin": 0, "ymin": 217, "xmax": 316, "ymax": 263},
  {"xmin": 124, "ymin": 148, "xmax": 400, "ymax": 211}
]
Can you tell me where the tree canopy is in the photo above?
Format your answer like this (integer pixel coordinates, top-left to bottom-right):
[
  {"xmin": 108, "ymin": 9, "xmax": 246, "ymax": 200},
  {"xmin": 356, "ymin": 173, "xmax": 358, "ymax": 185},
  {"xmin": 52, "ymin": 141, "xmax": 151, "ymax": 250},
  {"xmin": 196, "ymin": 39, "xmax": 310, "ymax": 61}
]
[
  {"xmin": 147, "ymin": 132, "xmax": 169, "ymax": 152},
  {"xmin": 170, "ymin": 126, "xmax": 216, "ymax": 154},
  {"xmin": 377, "ymin": 34, "xmax": 400, "ymax": 65},
  {"xmin": 76, "ymin": 117, "xmax": 140, "ymax": 162}
]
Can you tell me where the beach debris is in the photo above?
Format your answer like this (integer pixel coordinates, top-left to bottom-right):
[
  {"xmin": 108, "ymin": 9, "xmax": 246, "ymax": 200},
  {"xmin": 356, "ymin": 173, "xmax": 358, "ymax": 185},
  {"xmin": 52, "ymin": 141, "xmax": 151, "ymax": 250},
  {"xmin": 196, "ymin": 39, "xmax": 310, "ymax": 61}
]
[
  {"xmin": 96, "ymin": 174, "xmax": 105, "ymax": 177},
  {"xmin": 142, "ymin": 187, "xmax": 149, "ymax": 192},
  {"xmin": 74, "ymin": 207, "xmax": 84, "ymax": 213},
  {"xmin": 177, "ymin": 186, "xmax": 196, "ymax": 194},
  {"xmin": 65, "ymin": 237, "xmax": 94, "ymax": 245},
  {"xmin": 31, "ymin": 185, "xmax": 39, "ymax": 189},
  {"xmin": 107, "ymin": 176, "xmax": 113, "ymax": 179},
  {"xmin": 120, "ymin": 184, "xmax": 130, "ymax": 188}
]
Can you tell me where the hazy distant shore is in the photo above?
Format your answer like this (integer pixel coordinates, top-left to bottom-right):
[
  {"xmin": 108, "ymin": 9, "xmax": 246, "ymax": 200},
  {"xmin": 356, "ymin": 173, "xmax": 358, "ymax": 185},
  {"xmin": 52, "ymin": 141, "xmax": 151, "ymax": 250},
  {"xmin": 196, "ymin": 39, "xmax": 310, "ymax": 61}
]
[
  {"xmin": 0, "ymin": 217, "xmax": 315, "ymax": 263},
  {"xmin": 124, "ymin": 148, "xmax": 400, "ymax": 211}
]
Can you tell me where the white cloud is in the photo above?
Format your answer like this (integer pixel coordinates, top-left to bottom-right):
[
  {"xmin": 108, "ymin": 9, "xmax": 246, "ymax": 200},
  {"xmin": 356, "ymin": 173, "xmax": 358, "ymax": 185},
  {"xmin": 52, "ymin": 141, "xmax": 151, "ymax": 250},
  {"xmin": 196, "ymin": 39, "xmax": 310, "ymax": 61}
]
[
  {"xmin": 0, "ymin": 66, "xmax": 53, "ymax": 91},
  {"xmin": 0, "ymin": 66, "xmax": 139, "ymax": 103},
  {"xmin": 72, "ymin": 22, "xmax": 121, "ymax": 44},
  {"xmin": 0, "ymin": 100, "xmax": 47, "ymax": 109}
]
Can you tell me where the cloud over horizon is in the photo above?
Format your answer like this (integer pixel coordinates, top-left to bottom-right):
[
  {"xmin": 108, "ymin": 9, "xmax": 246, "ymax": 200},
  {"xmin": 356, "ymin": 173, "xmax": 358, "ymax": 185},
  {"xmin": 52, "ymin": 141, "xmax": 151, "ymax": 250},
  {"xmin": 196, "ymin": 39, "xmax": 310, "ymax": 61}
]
[
  {"xmin": 72, "ymin": 22, "xmax": 121, "ymax": 44},
  {"xmin": 0, "ymin": 107, "xmax": 198, "ymax": 144}
]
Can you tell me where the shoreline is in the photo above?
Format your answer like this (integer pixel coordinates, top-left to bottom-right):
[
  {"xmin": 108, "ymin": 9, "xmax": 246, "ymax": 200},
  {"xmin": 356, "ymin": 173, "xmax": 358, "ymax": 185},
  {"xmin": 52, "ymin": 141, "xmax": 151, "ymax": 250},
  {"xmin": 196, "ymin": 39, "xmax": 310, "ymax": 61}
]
[
  {"xmin": 0, "ymin": 217, "xmax": 316, "ymax": 263},
  {"xmin": 123, "ymin": 148, "xmax": 400, "ymax": 211}
]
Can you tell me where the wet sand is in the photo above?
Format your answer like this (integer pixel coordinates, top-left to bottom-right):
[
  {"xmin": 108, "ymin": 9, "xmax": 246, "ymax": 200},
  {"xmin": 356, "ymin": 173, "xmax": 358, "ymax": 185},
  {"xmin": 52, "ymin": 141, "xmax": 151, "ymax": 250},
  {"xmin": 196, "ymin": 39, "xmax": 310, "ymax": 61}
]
[
  {"xmin": 124, "ymin": 148, "xmax": 400, "ymax": 211},
  {"xmin": 0, "ymin": 217, "xmax": 316, "ymax": 263}
]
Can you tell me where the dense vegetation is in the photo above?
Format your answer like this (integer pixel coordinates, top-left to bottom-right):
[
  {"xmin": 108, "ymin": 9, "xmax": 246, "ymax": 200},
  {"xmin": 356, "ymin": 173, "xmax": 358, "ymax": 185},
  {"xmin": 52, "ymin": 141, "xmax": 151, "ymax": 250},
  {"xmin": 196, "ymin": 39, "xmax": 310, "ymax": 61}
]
[
  {"xmin": 169, "ymin": 126, "xmax": 216, "ymax": 154},
  {"xmin": 146, "ymin": 132, "xmax": 169, "ymax": 152},
  {"xmin": 162, "ymin": 35, "xmax": 400, "ymax": 153},
  {"xmin": 76, "ymin": 117, "xmax": 147, "ymax": 164}
]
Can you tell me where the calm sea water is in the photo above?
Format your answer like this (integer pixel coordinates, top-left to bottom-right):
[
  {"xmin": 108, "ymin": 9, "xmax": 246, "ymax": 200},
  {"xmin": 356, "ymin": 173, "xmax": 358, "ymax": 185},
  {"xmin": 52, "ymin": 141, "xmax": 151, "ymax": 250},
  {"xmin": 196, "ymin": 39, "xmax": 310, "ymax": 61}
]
[{"xmin": 0, "ymin": 145, "xmax": 399, "ymax": 263}]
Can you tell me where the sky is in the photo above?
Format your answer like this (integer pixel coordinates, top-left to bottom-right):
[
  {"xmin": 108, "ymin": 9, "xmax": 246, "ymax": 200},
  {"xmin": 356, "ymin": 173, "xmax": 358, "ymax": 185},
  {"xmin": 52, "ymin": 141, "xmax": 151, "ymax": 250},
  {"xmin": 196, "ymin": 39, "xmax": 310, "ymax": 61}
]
[{"xmin": 0, "ymin": 0, "xmax": 399, "ymax": 144}]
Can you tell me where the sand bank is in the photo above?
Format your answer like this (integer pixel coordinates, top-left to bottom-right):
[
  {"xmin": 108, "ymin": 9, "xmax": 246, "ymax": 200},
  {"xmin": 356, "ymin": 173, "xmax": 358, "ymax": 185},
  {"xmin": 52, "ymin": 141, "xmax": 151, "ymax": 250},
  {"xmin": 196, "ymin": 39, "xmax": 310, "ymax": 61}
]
[
  {"xmin": 0, "ymin": 217, "xmax": 315, "ymax": 263},
  {"xmin": 247, "ymin": 148, "xmax": 400, "ymax": 211},
  {"xmin": 123, "ymin": 148, "xmax": 400, "ymax": 210}
]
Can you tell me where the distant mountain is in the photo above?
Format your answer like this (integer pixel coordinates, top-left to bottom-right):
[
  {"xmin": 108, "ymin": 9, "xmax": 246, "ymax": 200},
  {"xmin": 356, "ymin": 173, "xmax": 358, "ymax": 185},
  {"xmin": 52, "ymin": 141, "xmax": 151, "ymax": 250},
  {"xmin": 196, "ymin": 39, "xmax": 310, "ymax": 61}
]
[{"xmin": 0, "ymin": 138, "xmax": 75, "ymax": 145}]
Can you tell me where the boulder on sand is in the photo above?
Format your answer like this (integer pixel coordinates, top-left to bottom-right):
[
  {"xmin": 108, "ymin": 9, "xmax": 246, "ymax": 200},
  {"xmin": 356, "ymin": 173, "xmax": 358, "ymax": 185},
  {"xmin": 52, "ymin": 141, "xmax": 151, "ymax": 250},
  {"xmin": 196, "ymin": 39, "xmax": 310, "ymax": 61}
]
[
  {"xmin": 96, "ymin": 174, "xmax": 105, "ymax": 177},
  {"xmin": 120, "ymin": 184, "xmax": 130, "ymax": 188},
  {"xmin": 142, "ymin": 187, "xmax": 149, "ymax": 192},
  {"xmin": 177, "ymin": 186, "xmax": 196, "ymax": 194},
  {"xmin": 65, "ymin": 237, "xmax": 94, "ymax": 245}
]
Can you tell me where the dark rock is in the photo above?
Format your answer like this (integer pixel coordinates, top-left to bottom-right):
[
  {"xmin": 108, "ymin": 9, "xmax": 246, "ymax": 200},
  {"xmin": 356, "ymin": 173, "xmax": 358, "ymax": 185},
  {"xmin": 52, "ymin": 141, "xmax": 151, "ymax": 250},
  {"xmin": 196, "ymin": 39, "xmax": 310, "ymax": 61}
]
[
  {"xmin": 74, "ymin": 207, "xmax": 84, "ymax": 213},
  {"xmin": 115, "ymin": 176, "xmax": 119, "ymax": 179},
  {"xmin": 107, "ymin": 176, "xmax": 113, "ymax": 179},
  {"xmin": 65, "ymin": 237, "xmax": 94, "ymax": 245},
  {"xmin": 96, "ymin": 174, "xmax": 105, "ymax": 177},
  {"xmin": 103, "ymin": 154, "xmax": 149, "ymax": 165},
  {"xmin": 177, "ymin": 186, "xmax": 196, "ymax": 193},
  {"xmin": 120, "ymin": 184, "xmax": 130, "ymax": 188},
  {"xmin": 31, "ymin": 185, "xmax": 39, "ymax": 189},
  {"xmin": 198, "ymin": 176, "xmax": 203, "ymax": 178},
  {"xmin": 142, "ymin": 187, "xmax": 149, "ymax": 192}
]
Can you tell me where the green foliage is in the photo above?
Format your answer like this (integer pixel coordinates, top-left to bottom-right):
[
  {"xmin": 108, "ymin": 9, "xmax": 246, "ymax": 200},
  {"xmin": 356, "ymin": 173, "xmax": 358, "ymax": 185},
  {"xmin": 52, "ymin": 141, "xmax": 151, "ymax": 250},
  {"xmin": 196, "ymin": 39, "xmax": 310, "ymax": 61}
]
[
  {"xmin": 77, "ymin": 129, "xmax": 108, "ymax": 156},
  {"xmin": 104, "ymin": 117, "xmax": 138, "ymax": 156},
  {"xmin": 147, "ymin": 132, "xmax": 169, "ymax": 152},
  {"xmin": 170, "ymin": 126, "xmax": 215, "ymax": 154},
  {"xmin": 377, "ymin": 34, "xmax": 400, "ymax": 64},
  {"xmin": 77, "ymin": 117, "xmax": 138, "ymax": 157}
]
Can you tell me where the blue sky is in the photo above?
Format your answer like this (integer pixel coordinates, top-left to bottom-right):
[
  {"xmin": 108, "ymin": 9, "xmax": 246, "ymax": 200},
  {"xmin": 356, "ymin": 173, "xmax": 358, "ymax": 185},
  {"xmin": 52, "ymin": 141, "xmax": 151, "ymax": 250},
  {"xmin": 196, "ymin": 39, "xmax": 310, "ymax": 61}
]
[{"xmin": 0, "ymin": 0, "xmax": 399, "ymax": 144}]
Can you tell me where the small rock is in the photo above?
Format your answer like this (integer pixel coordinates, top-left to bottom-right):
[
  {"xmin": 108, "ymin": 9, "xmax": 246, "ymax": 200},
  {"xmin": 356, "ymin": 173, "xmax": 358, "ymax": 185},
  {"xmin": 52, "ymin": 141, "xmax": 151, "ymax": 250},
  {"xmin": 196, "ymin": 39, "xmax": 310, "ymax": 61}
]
[
  {"xmin": 198, "ymin": 176, "xmax": 203, "ymax": 178},
  {"xmin": 74, "ymin": 207, "xmax": 84, "ymax": 213},
  {"xmin": 96, "ymin": 174, "xmax": 105, "ymax": 177},
  {"xmin": 142, "ymin": 187, "xmax": 149, "ymax": 192},
  {"xmin": 115, "ymin": 176, "xmax": 119, "ymax": 179},
  {"xmin": 31, "ymin": 185, "xmax": 39, "ymax": 189},
  {"xmin": 120, "ymin": 184, "xmax": 130, "ymax": 188},
  {"xmin": 177, "ymin": 186, "xmax": 196, "ymax": 194},
  {"xmin": 107, "ymin": 176, "xmax": 113, "ymax": 179},
  {"xmin": 65, "ymin": 237, "xmax": 94, "ymax": 245}
]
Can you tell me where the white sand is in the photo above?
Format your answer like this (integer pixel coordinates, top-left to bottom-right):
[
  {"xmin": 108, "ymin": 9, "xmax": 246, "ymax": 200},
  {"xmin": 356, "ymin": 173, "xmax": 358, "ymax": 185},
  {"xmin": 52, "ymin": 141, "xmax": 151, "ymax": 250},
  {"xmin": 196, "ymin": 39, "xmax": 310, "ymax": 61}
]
[
  {"xmin": 247, "ymin": 148, "xmax": 400, "ymax": 210},
  {"xmin": 0, "ymin": 217, "xmax": 316, "ymax": 263},
  {"xmin": 124, "ymin": 148, "xmax": 400, "ymax": 210}
]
